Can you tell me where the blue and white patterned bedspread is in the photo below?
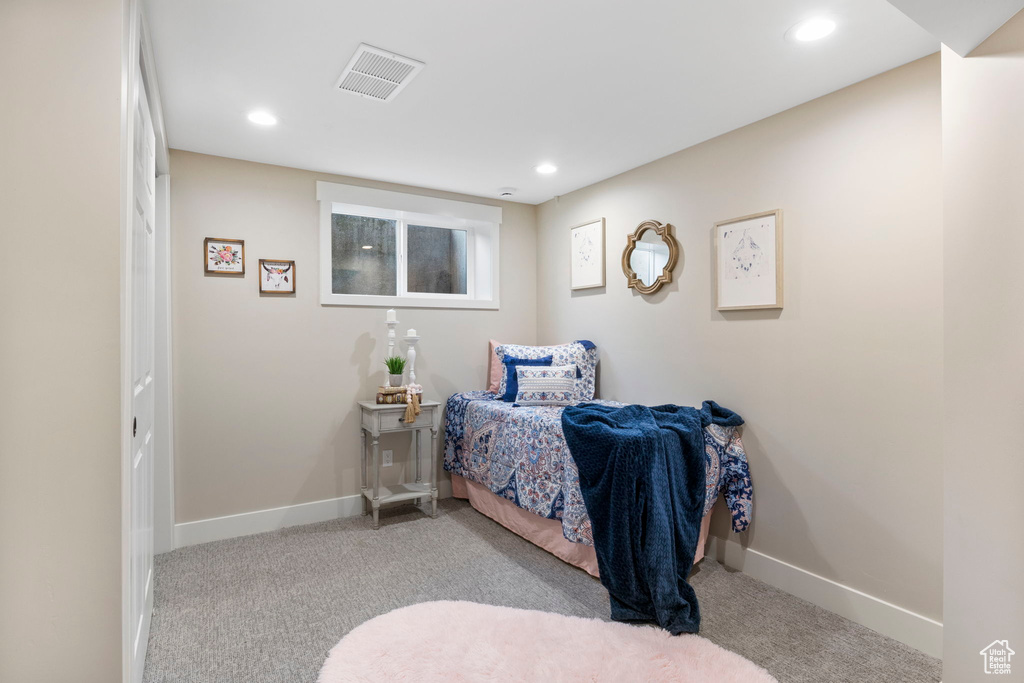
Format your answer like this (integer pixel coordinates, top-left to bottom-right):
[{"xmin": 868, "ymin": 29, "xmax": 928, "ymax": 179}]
[{"xmin": 443, "ymin": 392, "xmax": 753, "ymax": 546}]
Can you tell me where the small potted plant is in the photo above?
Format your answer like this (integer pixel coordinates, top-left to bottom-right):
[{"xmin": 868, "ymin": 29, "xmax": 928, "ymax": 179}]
[{"xmin": 384, "ymin": 356, "xmax": 406, "ymax": 387}]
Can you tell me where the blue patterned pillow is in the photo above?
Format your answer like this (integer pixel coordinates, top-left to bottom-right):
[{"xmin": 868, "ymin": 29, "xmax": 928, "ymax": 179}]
[
  {"xmin": 500, "ymin": 355, "xmax": 553, "ymax": 402},
  {"xmin": 495, "ymin": 341, "xmax": 597, "ymax": 400},
  {"xmin": 515, "ymin": 365, "xmax": 577, "ymax": 406}
]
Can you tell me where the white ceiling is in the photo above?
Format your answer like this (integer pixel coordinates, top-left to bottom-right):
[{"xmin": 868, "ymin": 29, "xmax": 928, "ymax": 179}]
[
  {"xmin": 145, "ymin": 0, "xmax": 938, "ymax": 205},
  {"xmin": 886, "ymin": 0, "xmax": 1024, "ymax": 56}
]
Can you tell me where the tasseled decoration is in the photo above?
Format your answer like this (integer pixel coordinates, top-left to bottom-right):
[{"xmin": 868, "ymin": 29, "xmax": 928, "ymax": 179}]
[{"xmin": 404, "ymin": 384, "xmax": 423, "ymax": 423}]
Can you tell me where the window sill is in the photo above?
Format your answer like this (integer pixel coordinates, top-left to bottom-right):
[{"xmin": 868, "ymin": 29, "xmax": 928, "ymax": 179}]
[{"xmin": 319, "ymin": 293, "xmax": 499, "ymax": 310}]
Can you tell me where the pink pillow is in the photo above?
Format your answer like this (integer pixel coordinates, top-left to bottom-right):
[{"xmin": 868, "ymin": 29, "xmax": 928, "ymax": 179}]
[{"xmin": 487, "ymin": 340, "xmax": 503, "ymax": 393}]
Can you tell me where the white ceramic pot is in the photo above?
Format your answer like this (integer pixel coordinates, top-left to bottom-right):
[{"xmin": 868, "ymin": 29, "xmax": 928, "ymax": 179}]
[{"xmin": 389, "ymin": 373, "xmax": 404, "ymax": 387}]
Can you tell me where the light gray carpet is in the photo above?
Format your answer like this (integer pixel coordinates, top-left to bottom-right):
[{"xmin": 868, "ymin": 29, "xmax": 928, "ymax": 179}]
[{"xmin": 143, "ymin": 499, "xmax": 940, "ymax": 683}]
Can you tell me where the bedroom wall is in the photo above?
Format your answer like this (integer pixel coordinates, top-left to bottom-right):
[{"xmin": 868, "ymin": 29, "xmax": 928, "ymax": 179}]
[
  {"xmin": 0, "ymin": 1, "xmax": 123, "ymax": 680},
  {"xmin": 169, "ymin": 150, "xmax": 537, "ymax": 524},
  {"xmin": 941, "ymin": 12, "xmax": 1024, "ymax": 681},
  {"xmin": 535, "ymin": 55, "xmax": 942, "ymax": 625}
]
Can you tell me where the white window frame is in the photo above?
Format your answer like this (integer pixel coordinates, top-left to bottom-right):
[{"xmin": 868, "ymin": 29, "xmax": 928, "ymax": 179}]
[{"xmin": 317, "ymin": 181, "xmax": 500, "ymax": 309}]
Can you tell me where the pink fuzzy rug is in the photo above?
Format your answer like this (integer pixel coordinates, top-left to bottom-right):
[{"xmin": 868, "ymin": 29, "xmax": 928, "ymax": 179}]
[{"xmin": 318, "ymin": 601, "xmax": 777, "ymax": 682}]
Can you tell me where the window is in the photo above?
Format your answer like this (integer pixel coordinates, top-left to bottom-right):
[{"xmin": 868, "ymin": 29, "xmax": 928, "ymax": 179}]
[
  {"xmin": 406, "ymin": 224, "xmax": 467, "ymax": 295},
  {"xmin": 331, "ymin": 214, "xmax": 397, "ymax": 296},
  {"xmin": 317, "ymin": 181, "xmax": 500, "ymax": 309}
]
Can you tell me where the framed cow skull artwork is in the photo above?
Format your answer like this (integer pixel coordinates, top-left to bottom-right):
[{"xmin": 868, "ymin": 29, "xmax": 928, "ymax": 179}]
[{"xmin": 258, "ymin": 259, "xmax": 296, "ymax": 294}]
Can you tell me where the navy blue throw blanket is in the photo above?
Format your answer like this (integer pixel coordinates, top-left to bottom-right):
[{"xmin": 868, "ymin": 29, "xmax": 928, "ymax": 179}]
[{"xmin": 562, "ymin": 401, "xmax": 744, "ymax": 635}]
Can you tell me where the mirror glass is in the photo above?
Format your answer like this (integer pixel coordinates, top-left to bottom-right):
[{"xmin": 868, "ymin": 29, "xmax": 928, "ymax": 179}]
[{"xmin": 629, "ymin": 229, "xmax": 670, "ymax": 286}]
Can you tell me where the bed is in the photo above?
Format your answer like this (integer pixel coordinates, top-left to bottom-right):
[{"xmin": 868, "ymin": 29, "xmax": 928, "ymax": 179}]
[{"xmin": 443, "ymin": 390, "xmax": 753, "ymax": 578}]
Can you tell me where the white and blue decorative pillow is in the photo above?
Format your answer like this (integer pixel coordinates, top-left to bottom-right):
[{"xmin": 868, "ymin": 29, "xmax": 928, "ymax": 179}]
[
  {"xmin": 495, "ymin": 340, "xmax": 597, "ymax": 401},
  {"xmin": 515, "ymin": 365, "xmax": 577, "ymax": 406},
  {"xmin": 500, "ymin": 355, "xmax": 553, "ymax": 402}
]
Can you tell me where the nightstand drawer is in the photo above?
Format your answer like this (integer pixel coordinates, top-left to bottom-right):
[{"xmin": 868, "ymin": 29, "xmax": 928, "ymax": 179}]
[{"xmin": 379, "ymin": 406, "xmax": 435, "ymax": 431}]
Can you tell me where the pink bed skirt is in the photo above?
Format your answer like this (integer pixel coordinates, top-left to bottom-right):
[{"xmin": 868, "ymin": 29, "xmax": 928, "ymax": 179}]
[{"xmin": 451, "ymin": 474, "xmax": 711, "ymax": 579}]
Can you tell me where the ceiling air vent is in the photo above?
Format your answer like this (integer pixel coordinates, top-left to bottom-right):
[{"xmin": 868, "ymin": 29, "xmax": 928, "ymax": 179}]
[{"xmin": 335, "ymin": 44, "xmax": 424, "ymax": 102}]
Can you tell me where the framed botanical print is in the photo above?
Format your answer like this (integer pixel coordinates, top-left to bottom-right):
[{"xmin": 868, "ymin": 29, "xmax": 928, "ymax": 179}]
[
  {"xmin": 714, "ymin": 210, "xmax": 783, "ymax": 311},
  {"xmin": 259, "ymin": 259, "xmax": 296, "ymax": 294},
  {"xmin": 570, "ymin": 218, "xmax": 605, "ymax": 290},
  {"xmin": 204, "ymin": 237, "xmax": 245, "ymax": 274}
]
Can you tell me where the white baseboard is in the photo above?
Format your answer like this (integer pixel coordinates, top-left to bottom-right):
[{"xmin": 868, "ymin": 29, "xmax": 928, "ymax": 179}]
[
  {"xmin": 174, "ymin": 494, "xmax": 364, "ymax": 548},
  {"xmin": 705, "ymin": 536, "xmax": 942, "ymax": 658},
  {"xmin": 173, "ymin": 481, "xmax": 455, "ymax": 549}
]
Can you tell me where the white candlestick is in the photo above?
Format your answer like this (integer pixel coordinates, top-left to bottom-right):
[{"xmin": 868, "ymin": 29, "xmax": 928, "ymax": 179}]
[
  {"xmin": 404, "ymin": 335, "xmax": 421, "ymax": 386},
  {"xmin": 385, "ymin": 320, "xmax": 399, "ymax": 387}
]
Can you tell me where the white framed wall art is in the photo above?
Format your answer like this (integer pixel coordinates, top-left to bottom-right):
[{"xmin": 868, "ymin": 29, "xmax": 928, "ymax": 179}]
[
  {"xmin": 714, "ymin": 209, "xmax": 783, "ymax": 311},
  {"xmin": 570, "ymin": 218, "xmax": 605, "ymax": 290}
]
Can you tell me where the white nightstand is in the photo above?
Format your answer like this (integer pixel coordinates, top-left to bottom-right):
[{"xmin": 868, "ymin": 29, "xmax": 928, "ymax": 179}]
[{"xmin": 358, "ymin": 400, "xmax": 441, "ymax": 529}]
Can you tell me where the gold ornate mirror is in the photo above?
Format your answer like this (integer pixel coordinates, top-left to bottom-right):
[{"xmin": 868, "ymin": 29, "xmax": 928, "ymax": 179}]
[{"xmin": 622, "ymin": 220, "xmax": 679, "ymax": 294}]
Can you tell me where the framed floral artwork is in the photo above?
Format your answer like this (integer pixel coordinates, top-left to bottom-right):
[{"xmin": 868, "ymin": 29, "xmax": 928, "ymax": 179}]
[
  {"xmin": 259, "ymin": 259, "xmax": 296, "ymax": 294},
  {"xmin": 570, "ymin": 218, "xmax": 605, "ymax": 290},
  {"xmin": 204, "ymin": 237, "xmax": 245, "ymax": 274}
]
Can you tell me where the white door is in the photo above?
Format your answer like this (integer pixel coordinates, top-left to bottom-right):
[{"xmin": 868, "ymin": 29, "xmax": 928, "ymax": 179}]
[{"xmin": 129, "ymin": 74, "xmax": 157, "ymax": 683}]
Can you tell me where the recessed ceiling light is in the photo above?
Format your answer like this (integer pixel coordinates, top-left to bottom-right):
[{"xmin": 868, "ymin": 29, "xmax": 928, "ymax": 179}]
[
  {"xmin": 535, "ymin": 163, "xmax": 558, "ymax": 174},
  {"xmin": 247, "ymin": 110, "xmax": 277, "ymax": 126},
  {"xmin": 361, "ymin": 245, "xmax": 373, "ymax": 250},
  {"xmin": 790, "ymin": 17, "xmax": 836, "ymax": 42}
]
